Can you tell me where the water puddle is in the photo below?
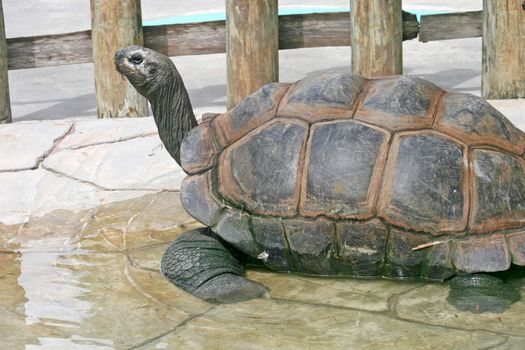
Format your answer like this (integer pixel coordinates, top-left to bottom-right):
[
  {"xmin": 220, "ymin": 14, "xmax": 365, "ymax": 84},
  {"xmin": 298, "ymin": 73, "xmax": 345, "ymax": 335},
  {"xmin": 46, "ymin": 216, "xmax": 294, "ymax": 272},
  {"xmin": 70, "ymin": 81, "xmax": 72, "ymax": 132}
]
[{"xmin": 1, "ymin": 192, "xmax": 524, "ymax": 349}]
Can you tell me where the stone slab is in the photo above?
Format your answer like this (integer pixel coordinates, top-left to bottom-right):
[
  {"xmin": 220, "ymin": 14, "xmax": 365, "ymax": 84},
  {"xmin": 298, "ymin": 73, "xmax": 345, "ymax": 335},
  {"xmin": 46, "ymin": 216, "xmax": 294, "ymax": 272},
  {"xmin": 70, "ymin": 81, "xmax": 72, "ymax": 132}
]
[
  {"xmin": 0, "ymin": 168, "xmax": 153, "ymax": 225},
  {"xmin": 56, "ymin": 117, "xmax": 158, "ymax": 150},
  {"xmin": 145, "ymin": 299, "xmax": 511, "ymax": 350},
  {"xmin": 43, "ymin": 135, "xmax": 185, "ymax": 191},
  {"xmin": 249, "ymin": 270, "xmax": 422, "ymax": 312},
  {"xmin": 0, "ymin": 120, "xmax": 72, "ymax": 171}
]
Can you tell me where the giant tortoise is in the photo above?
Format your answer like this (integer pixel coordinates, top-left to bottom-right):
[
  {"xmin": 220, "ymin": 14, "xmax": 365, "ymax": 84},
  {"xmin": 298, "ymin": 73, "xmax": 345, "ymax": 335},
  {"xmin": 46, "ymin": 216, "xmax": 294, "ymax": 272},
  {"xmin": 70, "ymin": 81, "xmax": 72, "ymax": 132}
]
[{"xmin": 115, "ymin": 46, "xmax": 525, "ymax": 312}]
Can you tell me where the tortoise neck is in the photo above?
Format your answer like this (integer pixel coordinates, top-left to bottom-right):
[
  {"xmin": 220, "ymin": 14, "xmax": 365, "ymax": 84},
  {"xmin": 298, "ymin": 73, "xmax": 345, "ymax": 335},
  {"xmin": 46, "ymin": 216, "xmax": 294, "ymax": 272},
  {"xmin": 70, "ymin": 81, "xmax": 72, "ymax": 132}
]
[{"xmin": 150, "ymin": 67, "xmax": 198, "ymax": 167}]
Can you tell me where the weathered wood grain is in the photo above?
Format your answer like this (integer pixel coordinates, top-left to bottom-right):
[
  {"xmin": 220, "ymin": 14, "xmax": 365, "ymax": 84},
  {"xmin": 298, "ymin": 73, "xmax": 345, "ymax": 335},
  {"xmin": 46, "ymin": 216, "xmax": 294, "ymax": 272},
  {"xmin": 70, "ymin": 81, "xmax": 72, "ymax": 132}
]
[
  {"xmin": 482, "ymin": 0, "xmax": 525, "ymax": 99},
  {"xmin": 5, "ymin": 12, "xmax": 419, "ymax": 71},
  {"xmin": 419, "ymin": 11, "xmax": 482, "ymax": 42},
  {"xmin": 351, "ymin": 0, "xmax": 403, "ymax": 77},
  {"xmin": 0, "ymin": 0, "xmax": 11, "ymax": 123},
  {"xmin": 90, "ymin": 0, "xmax": 148, "ymax": 118},
  {"xmin": 226, "ymin": 0, "xmax": 279, "ymax": 109}
]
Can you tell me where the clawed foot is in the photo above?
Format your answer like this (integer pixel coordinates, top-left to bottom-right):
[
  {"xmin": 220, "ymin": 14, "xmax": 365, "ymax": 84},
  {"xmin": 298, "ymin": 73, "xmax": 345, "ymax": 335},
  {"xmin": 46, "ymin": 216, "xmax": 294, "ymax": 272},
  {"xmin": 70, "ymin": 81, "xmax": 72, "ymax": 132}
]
[
  {"xmin": 447, "ymin": 274, "xmax": 521, "ymax": 313},
  {"xmin": 161, "ymin": 228, "xmax": 268, "ymax": 303},
  {"xmin": 194, "ymin": 273, "xmax": 268, "ymax": 304}
]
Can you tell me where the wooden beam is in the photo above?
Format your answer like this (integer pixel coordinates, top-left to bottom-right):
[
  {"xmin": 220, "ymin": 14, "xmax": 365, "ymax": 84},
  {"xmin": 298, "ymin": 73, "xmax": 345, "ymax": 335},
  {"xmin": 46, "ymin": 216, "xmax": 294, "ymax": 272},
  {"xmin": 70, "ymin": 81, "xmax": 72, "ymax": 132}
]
[
  {"xmin": 226, "ymin": 0, "xmax": 278, "ymax": 109},
  {"xmin": 5, "ymin": 12, "xmax": 419, "ymax": 71},
  {"xmin": 90, "ymin": 0, "xmax": 148, "ymax": 118},
  {"xmin": 482, "ymin": 0, "xmax": 525, "ymax": 99},
  {"xmin": 419, "ymin": 11, "xmax": 482, "ymax": 42},
  {"xmin": 351, "ymin": 0, "xmax": 403, "ymax": 77},
  {"xmin": 0, "ymin": 0, "xmax": 11, "ymax": 123}
]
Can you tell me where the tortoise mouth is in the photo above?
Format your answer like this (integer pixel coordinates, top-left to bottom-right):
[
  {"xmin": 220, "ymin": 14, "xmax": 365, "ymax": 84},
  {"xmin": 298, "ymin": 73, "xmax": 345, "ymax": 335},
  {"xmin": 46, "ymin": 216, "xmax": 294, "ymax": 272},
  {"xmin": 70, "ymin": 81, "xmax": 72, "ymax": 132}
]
[{"xmin": 114, "ymin": 58, "xmax": 147, "ymax": 86}]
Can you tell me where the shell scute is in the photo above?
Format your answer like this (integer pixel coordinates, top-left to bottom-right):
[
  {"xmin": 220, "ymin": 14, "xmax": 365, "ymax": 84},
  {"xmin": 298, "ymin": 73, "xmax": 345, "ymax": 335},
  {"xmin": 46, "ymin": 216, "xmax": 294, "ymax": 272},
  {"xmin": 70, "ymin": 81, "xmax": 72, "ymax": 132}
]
[
  {"xmin": 278, "ymin": 71, "xmax": 365, "ymax": 121},
  {"xmin": 213, "ymin": 83, "xmax": 288, "ymax": 146},
  {"xmin": 383, "ymin": 228, "xmax": 430, "ymax": 278},
  {"xmin": 181, "ymin": 171, "xmax": 224, "ymax": 226},
  {"xmin": 334, "ymin": 219, "xmax": 387, "ymax": 277},
  {"xmin": 180, "ymin": 121, "xmax": 220, "ymax": 174},
  {"xmin": 252, "ymin": 216, "xmax": 294, "ymax": 271},
  {"xmin": 283, "ymin": 218, "xmax": 335, "ymax": 275},
  {"xmin": 379, "ymin": 131, "xmax": 468, "ymax": 233},
  {"xmin": 213, "ymin": 208, "xmax": 260, "ymax": 257},
  {"xmin": 218, "ymin": 119, "xmax": 309, "ymax": 217},
  {"xmin": 355, "ymin": 76, "xmax": 442, "ymax": 130},
  {"xmin": 452, "ymin": 234, "xmax": 511, "ymax": 273},
  {"xmin": 470, "ymin": 149, "xmax": 525, "ymax": 232},
  {"xmin": 300, "ymin": 120, "xmax": 390, "ymax": 219},
  {"xmin": 435, "ymin": 93, "xmax": 525, "ymax": 154},
  {"xmin": 507, "ymin": 230, "xmax": 525, "ymax": 266}
]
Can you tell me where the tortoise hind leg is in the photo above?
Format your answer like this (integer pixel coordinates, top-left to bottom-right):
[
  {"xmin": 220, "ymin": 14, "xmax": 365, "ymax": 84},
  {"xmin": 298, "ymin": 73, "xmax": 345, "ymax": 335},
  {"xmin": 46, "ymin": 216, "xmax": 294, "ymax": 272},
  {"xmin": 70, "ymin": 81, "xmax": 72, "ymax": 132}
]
[
  {"xmin": 161, "ymin": 227, "xmax": 268, "ymax": 303},
  {"xmin": 447, "ymin": 274, "xmax": 521, "ymax": 313}
]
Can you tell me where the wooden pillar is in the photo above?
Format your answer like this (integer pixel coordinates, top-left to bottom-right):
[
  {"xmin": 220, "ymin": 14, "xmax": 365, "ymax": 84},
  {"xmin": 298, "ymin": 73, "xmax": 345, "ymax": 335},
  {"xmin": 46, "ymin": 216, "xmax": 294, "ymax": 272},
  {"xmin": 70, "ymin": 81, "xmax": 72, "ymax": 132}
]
[
  {"xmin": 0, "ymin": 0, "xmax": 11, "ymax": 124},
  {"xmin": 351, "ymin": 0, "xmax": 403, "ymax": 77},
  {"xmin": 482, "ymin": 0, "xmax": 525, "ymax": 99},
  {"xmin": 226, "ymin": 0, "xmax": 278, "ymax": 109},
  {"xmin": 90, "ymin": 0, "xmax": 148, "ymax": 118}
]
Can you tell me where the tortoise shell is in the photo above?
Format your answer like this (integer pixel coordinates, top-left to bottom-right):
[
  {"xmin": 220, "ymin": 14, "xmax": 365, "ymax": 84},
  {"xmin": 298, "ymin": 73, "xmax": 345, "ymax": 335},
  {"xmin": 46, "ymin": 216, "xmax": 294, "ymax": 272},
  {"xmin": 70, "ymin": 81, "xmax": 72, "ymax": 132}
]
[{"xmin": 179, "ymin": 72, "xmax": 525, "ymax": 280}]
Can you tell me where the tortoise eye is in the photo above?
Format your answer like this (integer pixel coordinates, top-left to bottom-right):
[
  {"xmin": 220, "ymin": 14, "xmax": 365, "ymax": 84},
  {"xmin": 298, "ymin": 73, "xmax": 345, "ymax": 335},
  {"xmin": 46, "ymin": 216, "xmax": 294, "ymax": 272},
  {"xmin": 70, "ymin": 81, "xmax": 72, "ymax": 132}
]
[{"xmin": 130, "ymin": 54, "xmax": 143, "ymax": 64}]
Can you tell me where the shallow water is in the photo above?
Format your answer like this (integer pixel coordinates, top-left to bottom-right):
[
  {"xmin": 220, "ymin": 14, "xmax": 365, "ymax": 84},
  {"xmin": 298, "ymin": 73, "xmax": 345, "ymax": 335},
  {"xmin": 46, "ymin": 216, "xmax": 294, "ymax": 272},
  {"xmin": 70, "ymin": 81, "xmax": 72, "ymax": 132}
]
[{"xmin": 1, "ymin": 192, "xmax": 524, "ymax": 349}]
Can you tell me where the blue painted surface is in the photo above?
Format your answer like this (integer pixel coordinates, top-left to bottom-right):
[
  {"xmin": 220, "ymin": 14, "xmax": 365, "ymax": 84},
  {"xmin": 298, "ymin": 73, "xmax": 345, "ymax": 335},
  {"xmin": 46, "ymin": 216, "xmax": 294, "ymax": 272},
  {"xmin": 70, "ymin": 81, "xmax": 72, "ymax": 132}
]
[{"xmin": 143, "ymin": 7, "xmax": 448, "ymax": 26}]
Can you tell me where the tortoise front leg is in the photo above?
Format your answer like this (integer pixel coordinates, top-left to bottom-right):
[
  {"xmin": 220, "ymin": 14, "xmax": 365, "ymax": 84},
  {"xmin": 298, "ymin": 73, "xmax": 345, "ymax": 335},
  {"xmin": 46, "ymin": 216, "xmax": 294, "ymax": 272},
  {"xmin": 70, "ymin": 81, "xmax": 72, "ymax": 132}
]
[{"xmin": 161, "ymin": 227, "xmax": 268, "ymax": 303}]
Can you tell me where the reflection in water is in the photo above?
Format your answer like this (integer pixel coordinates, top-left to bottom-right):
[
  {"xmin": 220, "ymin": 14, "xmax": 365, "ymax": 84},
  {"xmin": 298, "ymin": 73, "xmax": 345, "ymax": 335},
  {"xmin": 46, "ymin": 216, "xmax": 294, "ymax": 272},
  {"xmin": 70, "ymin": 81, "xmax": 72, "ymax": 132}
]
[
  {"xmin": 17, "ymin": 238, "xmax": 115, "ymax": 349},
  {"xmin": 26, "ymin": 336, "xmax": 114, "ymax": 350},
  {"xmin": 20, "ymin": 252, "xmax": 91, "ymax": 327}
]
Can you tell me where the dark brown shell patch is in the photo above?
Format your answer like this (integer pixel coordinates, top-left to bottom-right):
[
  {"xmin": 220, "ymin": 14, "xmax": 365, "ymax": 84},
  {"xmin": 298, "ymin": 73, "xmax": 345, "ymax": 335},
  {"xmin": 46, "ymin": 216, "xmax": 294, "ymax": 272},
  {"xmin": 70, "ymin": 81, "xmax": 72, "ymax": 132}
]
[
  {"xmin": 213, "ymin": 83, "xmax": 288, "ymax": 146},
  {"xmin": 213, "ymin": 208, "xmax": 260, "ymax": 257},
  {"xmin": 181, "ymin": 171, "xmax": 224, "ymax": 226},
  {"xmin": 355, "ymin": 76, "xmax": 441, "ymax": 130},
  {"xmin": 436, "ymin": 93, "xmax": 525, "ymax": 155},
  {"xmin": 218, "ymin": 119, "xmax": 309, "ymax": 217},
  {"xmin": 470, "ymin": 149, "xmax": 525, "ymax": 232},
  {"xmin": 252, "ymin": 216, "xmax": 294, "ymax": 271},
  {"xmin": 452, "ymin": 234, "xmax": 511, "ymax": 273},
  {"xmin": 379, "ymin": 131, "xmax": 467, "ymax": 233},
  {"xmin": 383, "ymin": 228, "xmax": 430, "ymax": 278},
  {"xmin": 180, "ymin": 122, "xmax": 220, "ymax": 174},
  {"xmin": 300, "ymin": 120, "xmax": 390, "ymax": 219},
  {"xmin": 278, "ymin": 72, "xmax": 365, "ymax": 121},
  {"xmin": 283, "ymin": 218, "xmax": 335, "ymax": 275},
  {"xmin": 334, "ymin": 219, "xmax": 388, "ymax": 277},
  {"xmin": 507, "ymin": 230, "xmax": 525, "ymax": 266},
  {"xmin": 421, "ymin": 241, "xmax": 454, "ymax": 280}
]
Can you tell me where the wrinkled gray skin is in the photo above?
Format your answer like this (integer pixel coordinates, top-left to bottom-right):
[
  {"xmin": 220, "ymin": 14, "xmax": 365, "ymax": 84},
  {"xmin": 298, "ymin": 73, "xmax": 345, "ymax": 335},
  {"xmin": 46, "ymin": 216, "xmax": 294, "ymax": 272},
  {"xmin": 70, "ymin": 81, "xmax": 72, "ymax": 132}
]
[
  {"xmin": 115, "ymin": 46, "xmax": 267, "ymax": 303},
  {"xmin": 115, "ymin": 46, "xmax": 197, "ymax": 165},
  {"xmin": 115, "ymin": 46, "xmax": 520, "ymax": 311}
]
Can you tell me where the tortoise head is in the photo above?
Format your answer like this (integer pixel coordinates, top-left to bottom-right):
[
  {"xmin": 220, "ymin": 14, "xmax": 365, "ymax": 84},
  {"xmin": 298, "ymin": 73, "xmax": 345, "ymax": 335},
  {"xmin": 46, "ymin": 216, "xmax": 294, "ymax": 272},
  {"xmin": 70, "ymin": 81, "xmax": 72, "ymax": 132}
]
[{"xmin": 115, "ymin": 45, "xmax": 175, "ymax": 99}]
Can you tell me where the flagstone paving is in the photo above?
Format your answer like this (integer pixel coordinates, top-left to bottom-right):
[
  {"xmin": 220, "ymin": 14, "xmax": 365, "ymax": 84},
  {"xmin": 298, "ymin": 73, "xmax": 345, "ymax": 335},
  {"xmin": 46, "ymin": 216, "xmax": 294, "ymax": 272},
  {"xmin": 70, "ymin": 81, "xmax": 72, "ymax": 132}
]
[{"xmin": 0, "ymin": 107, "xmax": 524, "ymax": 349}]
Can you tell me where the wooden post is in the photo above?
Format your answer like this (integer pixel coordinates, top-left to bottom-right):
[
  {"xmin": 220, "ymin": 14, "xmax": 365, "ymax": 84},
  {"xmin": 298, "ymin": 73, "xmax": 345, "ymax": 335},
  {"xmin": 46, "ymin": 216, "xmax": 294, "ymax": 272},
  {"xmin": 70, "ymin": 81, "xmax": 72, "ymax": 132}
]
[
  {"xmin": 226, "ymin": 0, "xmax": 278, "ymax": 109},
  {"xmin": 90, "ymin": 0, "xmax": 148, "ymax": 118},
  {"xmin": 0, "ymin": 0, "xmax": 11, "ymax": 123},
  {"xmin": 350, "ymin": 0, "xmax": 403, "ymax": 77},
  {"xmin": 482, "ymin": 0, "xmax": 525, "ymax": 99}
]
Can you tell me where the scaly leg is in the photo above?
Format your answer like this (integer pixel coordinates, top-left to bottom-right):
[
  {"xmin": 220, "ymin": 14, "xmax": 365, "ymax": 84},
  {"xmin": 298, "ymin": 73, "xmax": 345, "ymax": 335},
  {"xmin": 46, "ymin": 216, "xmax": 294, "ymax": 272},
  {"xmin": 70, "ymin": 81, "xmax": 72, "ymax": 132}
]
[{"xmin": 161, "ymin": 227, "xmax": 268, "ymax": 303}]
